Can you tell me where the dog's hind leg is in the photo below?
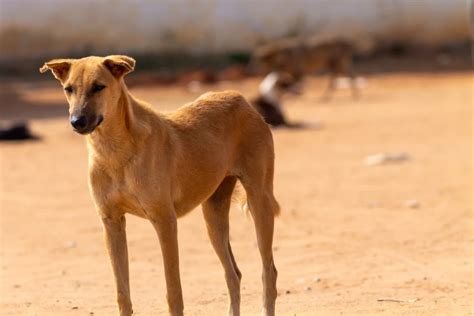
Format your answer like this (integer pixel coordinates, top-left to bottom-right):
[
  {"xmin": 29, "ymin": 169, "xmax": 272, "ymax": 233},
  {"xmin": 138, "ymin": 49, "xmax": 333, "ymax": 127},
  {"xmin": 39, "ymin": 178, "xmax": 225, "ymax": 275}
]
[
  {"xmin": 240, "ymin": 172, "xmax": 279, "ymax": 316},
  {"xmin": 350, "ymin": 71, "xmax": 360, "ymax": 100},
  {"xmin": 102, "ymin": 215, "xmax": 133, "ymax": 316},
  {"xmin": 202, "ymin": 176, "xmax": 241, "ymax": 316},
  {"xmin": 319, "ymin": 74, "xmax": 337, "ymax": 102},
  {"xmin": 339, "ymin": 54, "xmax": 359, "ymax": 100},
  {"xmin": 347, "ymin": 61, "xmax": 359, "ymax": 100}
]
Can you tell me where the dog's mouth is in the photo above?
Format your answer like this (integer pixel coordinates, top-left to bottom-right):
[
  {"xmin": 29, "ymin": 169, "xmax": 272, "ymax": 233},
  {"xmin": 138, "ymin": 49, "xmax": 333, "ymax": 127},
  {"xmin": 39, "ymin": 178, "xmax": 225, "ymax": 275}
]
[
  {"xmin": 74, "ymin": 114, "xmax": 104, "ymax": 135},
  {"xmin": 96, "ymin": 114, "xmax": 104, "ymax": 127}
]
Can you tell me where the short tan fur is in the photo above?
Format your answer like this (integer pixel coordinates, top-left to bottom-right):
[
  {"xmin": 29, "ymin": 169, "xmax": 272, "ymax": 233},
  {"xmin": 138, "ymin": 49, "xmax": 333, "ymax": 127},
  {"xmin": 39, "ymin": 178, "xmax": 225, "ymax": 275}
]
[{"xmin": 40, "ymin": 55, "xmax": 279, "ymax": 316}]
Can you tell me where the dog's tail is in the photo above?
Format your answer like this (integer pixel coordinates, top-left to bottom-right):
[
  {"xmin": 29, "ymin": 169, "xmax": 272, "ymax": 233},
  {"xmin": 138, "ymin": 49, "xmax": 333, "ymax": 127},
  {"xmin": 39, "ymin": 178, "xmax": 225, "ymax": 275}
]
[{"xmin": 232, "ymin": 183, "xmax": 281, "ymax": 217}]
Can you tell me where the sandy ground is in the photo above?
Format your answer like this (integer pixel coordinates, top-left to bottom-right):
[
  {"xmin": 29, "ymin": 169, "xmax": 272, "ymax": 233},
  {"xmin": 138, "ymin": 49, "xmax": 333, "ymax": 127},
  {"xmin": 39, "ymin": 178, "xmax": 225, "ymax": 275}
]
[{"xmin": 0, "ymin": 71, "xmax": 472, "ymax": 315}]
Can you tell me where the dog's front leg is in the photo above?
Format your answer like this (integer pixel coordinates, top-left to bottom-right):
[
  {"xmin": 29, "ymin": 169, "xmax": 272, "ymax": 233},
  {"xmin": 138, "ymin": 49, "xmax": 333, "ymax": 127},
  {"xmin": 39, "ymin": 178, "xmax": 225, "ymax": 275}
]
[
  {"xmin": 149, "ymin": 210, "xmax": 184, "ymax": 316},
  {"xmin": 102, "ymin": 215, "xmax": 133, "ymax": 316}
]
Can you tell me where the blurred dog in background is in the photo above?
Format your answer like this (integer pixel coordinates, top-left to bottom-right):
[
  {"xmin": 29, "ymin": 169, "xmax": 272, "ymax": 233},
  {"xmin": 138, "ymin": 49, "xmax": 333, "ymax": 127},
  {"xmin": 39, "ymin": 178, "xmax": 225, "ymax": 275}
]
[{"xmin": 252, "ymin": 37, "xmax": 359, "ymax": 100}]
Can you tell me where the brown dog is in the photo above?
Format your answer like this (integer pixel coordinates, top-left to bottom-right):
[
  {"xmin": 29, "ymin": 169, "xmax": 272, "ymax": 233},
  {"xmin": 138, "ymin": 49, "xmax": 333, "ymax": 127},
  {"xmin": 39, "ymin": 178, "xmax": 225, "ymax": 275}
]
[
  {"xmin": 40, "ymin": 55, "xmax": 280, "ymax": 316},
  {"xmin": 253, "ymin": 37, "xmax": 358, "ymax": 100}
]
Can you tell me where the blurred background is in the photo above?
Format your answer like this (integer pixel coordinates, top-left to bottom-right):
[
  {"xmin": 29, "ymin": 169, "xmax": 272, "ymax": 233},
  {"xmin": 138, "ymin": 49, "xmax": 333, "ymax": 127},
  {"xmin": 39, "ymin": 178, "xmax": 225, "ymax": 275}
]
[
  {"xmin": 1, "ymin": 1, "xmax": 472, "ymax": 315},
  {"xmin": 0, "ymin": 0, "xmax": 471, "ymax": 75}
]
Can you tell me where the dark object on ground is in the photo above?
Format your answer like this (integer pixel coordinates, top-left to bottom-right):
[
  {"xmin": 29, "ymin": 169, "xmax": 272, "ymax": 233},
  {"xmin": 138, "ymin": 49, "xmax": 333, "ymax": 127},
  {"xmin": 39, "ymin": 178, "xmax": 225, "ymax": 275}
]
[
  {"xmin": 0, "ymin": 122, "xmax": 39, "ymax": 141},
  {"xmin": 251, "ymin": 95, "xmax": 287, "ymax": 126},
  {"xmin": 250, "ymin": 72, "xmax": 304, "ymax": 128}
]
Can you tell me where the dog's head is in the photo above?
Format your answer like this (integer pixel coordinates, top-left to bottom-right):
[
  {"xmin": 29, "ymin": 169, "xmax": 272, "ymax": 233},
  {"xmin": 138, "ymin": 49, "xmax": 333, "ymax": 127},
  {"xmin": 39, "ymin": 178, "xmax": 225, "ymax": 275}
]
[
  {"xmin": 40, "ymin": 55, "xmax": 135, "ymax": 134},
  {"xmin": 252, "ymin": 48, "xmax": 287, "ymax": 75},
  {"xmin": 252, "ymin": 38, "xmax": 303, "ymax": 75},
  {"xmin": 274, "ymin": 72, "xmax": 303, "ymax": 96}
]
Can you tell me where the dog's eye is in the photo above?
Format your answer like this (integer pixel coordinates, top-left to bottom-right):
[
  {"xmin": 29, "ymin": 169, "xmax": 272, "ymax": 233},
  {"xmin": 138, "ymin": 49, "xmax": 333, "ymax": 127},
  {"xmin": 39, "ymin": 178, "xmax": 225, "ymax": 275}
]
[
  {"xmin": 92, "ymin": 84, "xmax": 106, "ymax": 93},
  {"xmin": 64, "ymin": 86, "xmax": 73, "ymax": 94}
]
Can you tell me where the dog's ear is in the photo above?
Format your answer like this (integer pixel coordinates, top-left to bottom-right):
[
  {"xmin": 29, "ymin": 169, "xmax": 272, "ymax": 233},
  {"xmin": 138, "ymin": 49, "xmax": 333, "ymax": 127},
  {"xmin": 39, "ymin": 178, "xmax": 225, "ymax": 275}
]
[
  {"xmin": 103, "ymin": 55, "xmax": 136, "ymax": 78},
  {"xmin": 39, "ymin": 59, "xmax": 75, "ymax": 83}
]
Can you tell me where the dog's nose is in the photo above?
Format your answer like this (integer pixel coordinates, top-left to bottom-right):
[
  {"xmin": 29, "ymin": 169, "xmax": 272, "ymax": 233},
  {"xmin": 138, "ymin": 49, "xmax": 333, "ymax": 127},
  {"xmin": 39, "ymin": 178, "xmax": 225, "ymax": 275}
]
[{"xmin": 70, "ymin": 115, "xmax": 88, "ymax": 130}]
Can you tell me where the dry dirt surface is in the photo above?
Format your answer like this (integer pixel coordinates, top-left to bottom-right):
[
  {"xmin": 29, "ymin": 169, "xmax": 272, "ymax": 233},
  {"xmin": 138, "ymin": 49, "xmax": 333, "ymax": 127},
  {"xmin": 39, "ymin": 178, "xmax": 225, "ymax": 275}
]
[{"xmin": 1, "ymin": 71, "xmax": 472, "ymax": 315}]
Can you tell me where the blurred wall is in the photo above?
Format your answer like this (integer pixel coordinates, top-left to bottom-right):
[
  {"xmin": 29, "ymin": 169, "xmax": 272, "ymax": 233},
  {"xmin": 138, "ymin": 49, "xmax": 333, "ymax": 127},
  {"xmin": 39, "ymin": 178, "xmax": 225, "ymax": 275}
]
[{"xmin": 0, "ymin": 0, "xmax": 470, "ymax": 59}]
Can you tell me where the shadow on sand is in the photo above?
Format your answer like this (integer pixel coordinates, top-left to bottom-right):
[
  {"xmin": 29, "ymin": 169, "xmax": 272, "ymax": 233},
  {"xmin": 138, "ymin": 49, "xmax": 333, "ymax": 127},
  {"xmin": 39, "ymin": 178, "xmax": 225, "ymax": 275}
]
[{"xmin": 271, "ymin": 121, "xmax": 324, "ymax": 131}]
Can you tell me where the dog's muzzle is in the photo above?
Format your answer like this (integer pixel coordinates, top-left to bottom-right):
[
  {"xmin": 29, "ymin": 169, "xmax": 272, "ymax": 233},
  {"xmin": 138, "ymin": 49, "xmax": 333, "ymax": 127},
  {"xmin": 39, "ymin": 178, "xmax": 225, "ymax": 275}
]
[{"xmin": 70, "ymin": 114, "xmax": 103, "ymax": 134}]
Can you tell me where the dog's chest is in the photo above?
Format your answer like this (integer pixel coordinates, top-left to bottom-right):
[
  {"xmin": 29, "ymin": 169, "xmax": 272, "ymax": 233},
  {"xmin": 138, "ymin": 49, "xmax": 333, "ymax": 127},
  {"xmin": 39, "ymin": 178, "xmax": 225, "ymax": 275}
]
[{"xmin": 98, "ymin": 167, "xmax": 151, "ymax": 219}]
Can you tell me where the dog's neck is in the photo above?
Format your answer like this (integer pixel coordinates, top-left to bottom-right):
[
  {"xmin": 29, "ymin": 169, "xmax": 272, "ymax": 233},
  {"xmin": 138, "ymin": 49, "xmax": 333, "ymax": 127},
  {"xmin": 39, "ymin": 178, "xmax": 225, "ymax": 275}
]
[
  {"xmin": 259, "ymin": 72, "xmax": 282, "ymax": 109},
  {"xmin": 86, "ymin": 82, "xmax": 144, "ymax": 164}
]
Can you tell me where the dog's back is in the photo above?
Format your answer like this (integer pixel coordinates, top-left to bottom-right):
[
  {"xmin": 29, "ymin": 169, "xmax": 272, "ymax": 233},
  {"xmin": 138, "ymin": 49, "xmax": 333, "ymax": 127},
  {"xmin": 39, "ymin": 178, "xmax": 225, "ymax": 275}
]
[
  {"xmin": 304, "ymin": 39, "xmax": 354, "ymax": 75},
  {"xmin": 168, "ymin": 91, "xmax": 266, "ymax": 142},
  {"xmin": 253, "ymin": 38, "xmax": 354, "ymax": 76},
  {"xmin": 252, "ymin": 37, "xmax": 306, "ymax": 75}
]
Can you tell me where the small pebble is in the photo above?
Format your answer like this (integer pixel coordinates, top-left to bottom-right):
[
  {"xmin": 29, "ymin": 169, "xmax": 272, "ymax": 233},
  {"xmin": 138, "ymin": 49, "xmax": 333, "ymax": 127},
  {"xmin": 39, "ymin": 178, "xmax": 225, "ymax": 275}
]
[
  {"xmin": 405, "ymin": 200, "xmax": 420, "ymax": 209},
  {"xmin": 304, "ymin": 286, "xmax": 312, "ymax": 291},
  {"xmin": 65, "ymin": 241, "xmax": 77, "ymax": 249},
  {"xmin": 313, "ymin": 277, "xmax": 321, "ymax": 283},
  {"xmin": 72, "ymin": 306, "xmax": 78, "ymax": 310},
  {"xmin": 368, "ymin": 201, "xmax": 381, "ymax": 208},
  {"xmin": 364, "ymin": 153, "xmax": 410, "ymax": 166},
  {"xmin": 285, "ymin": 290, "xmax": 291, "ymax": 294}
]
